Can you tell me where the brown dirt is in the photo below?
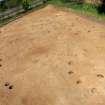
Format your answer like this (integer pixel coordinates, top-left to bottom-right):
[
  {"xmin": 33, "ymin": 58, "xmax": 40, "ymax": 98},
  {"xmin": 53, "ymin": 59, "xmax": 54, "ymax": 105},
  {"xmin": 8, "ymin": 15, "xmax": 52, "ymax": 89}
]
[{"xmin": 0, "ymin": 5, "xmax": 105, "ymax": 105}]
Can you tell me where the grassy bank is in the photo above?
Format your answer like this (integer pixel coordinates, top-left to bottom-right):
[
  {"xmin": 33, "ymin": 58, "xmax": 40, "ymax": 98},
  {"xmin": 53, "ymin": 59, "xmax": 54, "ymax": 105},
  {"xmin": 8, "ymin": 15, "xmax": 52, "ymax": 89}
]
[{"xmin": 47, "ymin": 0, "xmax": 105, "ymax": 20}]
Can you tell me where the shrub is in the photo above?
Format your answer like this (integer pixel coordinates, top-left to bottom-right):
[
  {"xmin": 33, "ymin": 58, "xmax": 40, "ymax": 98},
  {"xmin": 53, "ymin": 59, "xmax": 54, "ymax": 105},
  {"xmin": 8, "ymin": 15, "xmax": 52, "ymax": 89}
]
[{"xmin": 22, "ymin": 0, "xmax": 31, "ymax": 11}]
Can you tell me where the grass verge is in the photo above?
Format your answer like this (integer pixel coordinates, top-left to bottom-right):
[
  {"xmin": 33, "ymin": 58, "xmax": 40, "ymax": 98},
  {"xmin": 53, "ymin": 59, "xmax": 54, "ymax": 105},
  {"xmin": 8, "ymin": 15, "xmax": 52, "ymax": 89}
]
[{"xmin": 47, "ymin": 0, "xmax": 105, "ymax": 20}]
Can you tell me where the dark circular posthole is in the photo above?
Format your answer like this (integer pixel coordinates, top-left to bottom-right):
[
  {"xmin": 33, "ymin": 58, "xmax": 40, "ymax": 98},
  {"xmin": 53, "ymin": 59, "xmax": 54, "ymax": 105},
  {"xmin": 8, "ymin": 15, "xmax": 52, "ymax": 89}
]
[
  {"xmin": 5, "ymin": 82, "xmax": 9, "ymax": 87},
  {"xmin": 0, "ymin": 64, "xmax": 2, "ymax": 67},
  {"xmin": 9, "ymin": 85, "xmax": 13, "ymax": 90},
  {"xmin": 76, "ymin": 80, "xmax": 82, "ymax": 84},
  {"xmin": 68, "ymin": 71, "xmax": 74, "ymax": 75},
  {"xmin": 0, "ymin": 58, "xmax": 2, "ymax": 61}
]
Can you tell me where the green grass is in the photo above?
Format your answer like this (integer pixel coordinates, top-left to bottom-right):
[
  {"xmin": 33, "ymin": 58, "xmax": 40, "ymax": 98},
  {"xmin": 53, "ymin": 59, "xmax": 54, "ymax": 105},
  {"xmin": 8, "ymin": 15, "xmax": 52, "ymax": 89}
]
[{"xmin": 47, "ymin": 0, "xmax": 105, "ymax": 20}]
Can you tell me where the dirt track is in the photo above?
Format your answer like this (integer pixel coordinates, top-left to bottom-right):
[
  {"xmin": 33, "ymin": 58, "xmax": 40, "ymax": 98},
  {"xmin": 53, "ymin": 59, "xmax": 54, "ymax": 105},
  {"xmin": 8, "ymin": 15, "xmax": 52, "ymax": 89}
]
[{"xmin": 0, "ymin": 5, "xmax": 105, "ymax": 105}]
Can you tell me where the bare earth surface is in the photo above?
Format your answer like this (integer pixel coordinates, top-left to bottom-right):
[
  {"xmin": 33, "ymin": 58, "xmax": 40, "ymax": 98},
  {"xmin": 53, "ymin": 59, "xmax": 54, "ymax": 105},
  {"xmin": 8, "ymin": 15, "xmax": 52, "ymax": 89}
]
[{"xmin": 0, "ymin": 5, "xmax": 105, "ymax": 105}]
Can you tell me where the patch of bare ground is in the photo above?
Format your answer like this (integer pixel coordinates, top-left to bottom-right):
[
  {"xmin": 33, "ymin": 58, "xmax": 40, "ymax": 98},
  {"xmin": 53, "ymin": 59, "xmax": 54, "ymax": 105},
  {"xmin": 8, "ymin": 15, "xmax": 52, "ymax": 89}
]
[{"xmin": 0, "ymin": 5, "xmax": 105, "ymax": 105}]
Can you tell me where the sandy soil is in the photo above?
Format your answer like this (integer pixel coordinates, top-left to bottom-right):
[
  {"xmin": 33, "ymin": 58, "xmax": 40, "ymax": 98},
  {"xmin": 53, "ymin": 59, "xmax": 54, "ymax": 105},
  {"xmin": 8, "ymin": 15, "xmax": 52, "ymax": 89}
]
[{"xmin": 0, "ymin": 5, "xmax": 105, "ymax": 105}]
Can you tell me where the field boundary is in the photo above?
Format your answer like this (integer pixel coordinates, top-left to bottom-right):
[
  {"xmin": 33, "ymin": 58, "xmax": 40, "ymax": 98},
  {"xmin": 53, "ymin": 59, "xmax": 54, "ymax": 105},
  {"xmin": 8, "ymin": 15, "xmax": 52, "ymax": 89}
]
[{"xmin": 0, "ymin": 0, "xmax": 44, "ymax": 21}]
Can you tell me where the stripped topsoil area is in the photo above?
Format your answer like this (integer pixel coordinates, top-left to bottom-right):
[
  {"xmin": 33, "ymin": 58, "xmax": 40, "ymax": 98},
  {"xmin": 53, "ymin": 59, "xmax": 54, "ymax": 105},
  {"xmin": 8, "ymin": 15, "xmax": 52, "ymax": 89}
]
[{"xmin": 0, "ymin": 5, "xmax": 105, "ymax": 105}]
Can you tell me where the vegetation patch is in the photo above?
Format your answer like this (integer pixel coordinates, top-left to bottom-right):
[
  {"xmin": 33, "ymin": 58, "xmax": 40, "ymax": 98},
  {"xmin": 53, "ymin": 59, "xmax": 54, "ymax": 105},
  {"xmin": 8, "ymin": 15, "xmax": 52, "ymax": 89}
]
[{"xmin": 47, "ymin": 0, "xmax": 105, "ymax": 20}]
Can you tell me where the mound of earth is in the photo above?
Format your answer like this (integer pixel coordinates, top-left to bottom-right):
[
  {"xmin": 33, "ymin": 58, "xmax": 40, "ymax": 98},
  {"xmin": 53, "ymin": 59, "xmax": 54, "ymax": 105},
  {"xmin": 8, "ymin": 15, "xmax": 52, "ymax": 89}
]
[{"xmin": 0, "ymin": 5, "xmax": 105, "ymax": 105}]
